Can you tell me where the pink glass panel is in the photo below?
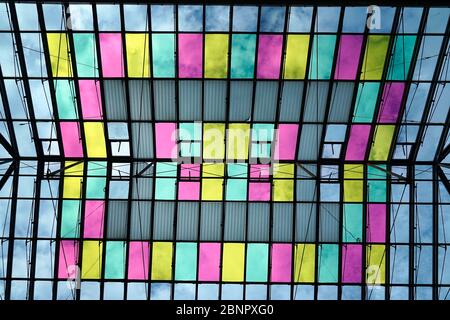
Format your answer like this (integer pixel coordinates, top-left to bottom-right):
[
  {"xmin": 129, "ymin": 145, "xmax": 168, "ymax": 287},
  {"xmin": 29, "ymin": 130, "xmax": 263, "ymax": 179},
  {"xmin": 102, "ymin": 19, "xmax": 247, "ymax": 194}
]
[
  {"xmin": 274, "ymin": 124, "xmax": 299, "ymax": 160},
  {"xmin": 249, "ymin": 182, "xmax": 271, "ymax": 201},
  {"xmin": 334, "ymin": 35, "xmax": 364, "ymax": 80},
  {"xmin": 60, "ymin": 122, "xmax": 83, "ymax": 157},
  {"xmin": 345, "ymin": 124, "xmax": 371, "ymax": 161},
  {"xmin": 270, "ymin": 244, "xmax": 292, "ymax": 283},
  {"xmin": 178, "ymin": 181, "xmax": 200, "ymax": 200},
  {"xmin": 128, "ymin": 241, "xmax": 150, "ymax": 280},
  {"xmin": 180, "ymin": 164, "xmax": 201, "ymax": 178},
  {"xmin": 79, "ymin": 80, "xmax": 102, "ymax": 120},
  {"xmin": 367, "ymin": 204, "xmax": 386, "ymax": 242},
  {"xmin": 99, "ymin": 33, "xmax": 124, "ymax": 77},
  {"xmin": 342, "ymin": 244, "xmax": 362, "ymax": 283},
  {"xmin": 250, "ymin": 164, "xmax": 270, "ymax": 179},
  {"xmin": 257, "ymin": 35, "xmax": 283, "ymax": 79},
  {"xmin": 83, "ymin": 200, "xmax": 104, "ymax": 238},
  {"xmin": 178, "ymin": 34, "xmax": 203, "ymax": 78},
  {"xmin": 58, "ymin": 240, "xmax": 79, "ymax": 278},
  {"xmin": 155, "ymin": 122, "xmax": 177, "ymax": 159},
  {"xmin": 198, "ymin": 243, "xmax": 221, "ymax": 281},
  {"xmin": 377, "ymin": 82, "xmax": 405, "ymax": 123}
]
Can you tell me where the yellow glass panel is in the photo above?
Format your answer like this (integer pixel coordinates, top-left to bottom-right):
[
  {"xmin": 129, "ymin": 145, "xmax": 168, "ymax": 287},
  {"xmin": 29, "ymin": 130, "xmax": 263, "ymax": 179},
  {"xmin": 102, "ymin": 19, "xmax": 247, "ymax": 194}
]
[
  {"xmin": 47, "ymin": 33, "xmax": 73, "ymax": 77},
  {"xmin": 203, "ymin": 123, "xmax": 225, "ymax": 159},
  {"xmin": 222, "ymin": 243, "xmax": 245, "ymax": 282},
  {"xmin": 294, "ymin": 244, "xmax": 315, "ymax": 283},
  {"xmin": 284, "ymin": 35, "xmax": 310, "ymax": 79},
  {"xmin": 344, "ymin": 180, "xmax": 363, "ymax": 202},
  {"xmin": 344, "ymin": 164, "xmax": 364, "ymax": 202},
  {"xmin": 361, "ymin": 35, "xmax": 390, "ymax": 80},
  {"xmin": 151, "ymin": 242, "xmax": 173, "ymax": 280},
  {"xmin": 201, "ymin": 179, "xmax": 223, "ymax": 200},
  {"xmin": 84, "ymin": 122, "xmax": 107, "ymax": 158},
  {"xmin": 273, "ymin": 179, "xmax": 294, "ymax": 201},
  {"xmin": 64, "ymin": 161, "xmax": 84, "ymax": 176},
  {"xmin": 63, "ymin": 177, "xmax": 83, "ymax": 199},
  {"xmin": 366, "ymin": 244, "xmax": 386, "ymax": 284},
  {"xmin": 202, "ymin": 163, "xmax": 224, "ymax": 177},
  {"xmin": 344, "ymin": 164, "xmax": 364, "ymax": 179},
  {"xmin": 273, "ymin": 163, "xmax": 295, "ymax": 178},
  {"xmin": 81, "ymin": 241, "xmax": 103, "ymax": 279},
  {"xmin": 205, "ymin": 34, "xmax": 229, "ymax": 78},
  {"xmin": 126, "ymin": 33, "xmax": 150, "ymax": 77},
  {"xmin": 227, "ymin": 123, "xmax": 250, "ymax": 160},
  {"xmin": 368, "ymin": 125, "xmax": 395, "ymax": 161}
]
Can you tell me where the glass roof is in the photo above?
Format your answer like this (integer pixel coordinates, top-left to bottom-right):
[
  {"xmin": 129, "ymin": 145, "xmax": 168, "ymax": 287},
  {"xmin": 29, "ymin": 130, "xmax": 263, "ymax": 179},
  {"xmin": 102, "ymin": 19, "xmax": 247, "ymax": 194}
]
[{"xmin": 0, "ymin": 2, "xmax": 449, "ymax": 301}]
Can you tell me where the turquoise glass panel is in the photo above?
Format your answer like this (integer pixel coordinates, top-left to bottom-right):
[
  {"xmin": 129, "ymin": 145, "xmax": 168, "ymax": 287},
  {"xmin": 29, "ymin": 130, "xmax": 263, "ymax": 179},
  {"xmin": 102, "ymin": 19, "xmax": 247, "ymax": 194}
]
[
  {"xmin": 231, "ymin": 34, "xmax": 256, "ymax": 78},
  {"xmin": 88, "ymin": 161, "xmax": 107, "ymax": 176},
  {"xmin": 252, "ymin": 124, "xmax": 274, "ymax": 142},
  {"xmin": 175, "ymin": 242, "xmax": 197, "ymax": 281},
  {"xmin": 387, "ymin": 35, "xmax": 416, "ymax": 80},
  {"xmin": 54, "ymin": 80, "xmax": 77, "ymax": 119},
  {"xmin": 179, "ymin": 122, "xmax": 201, "ymax": 141},
  {"xmin": 318, "ymin": 244, "xmax": 339, "ymax": 283},
  {"xmin": 246, "ymin": 243, "xmax": 268, "ymax": 282},
  {"xmin": 105, "ymin": 241, "xmax": 125, "ymax": 279},
  {"xmin": 368, "ymin": 165, "xmax": 387, "ymax": 202},
  {"xmin": 86, "ymin": 177, "xmax": 106, "ymax": 199},
  {"xmin": 309, "ymin": 35, "xmax": 336, "ymax": 79},
  {"xmin": 343, "ymin": 204, "xmax": 363, "ymax": 242},
  {"xmin": 156, "ymin": 162, "xmax": 178, "ymax": 177},
  {"xmin": 227, "ymin": 164, "xmax": 248, "ymax": 177},
  {"xmin": 73, "ymin": 33, "xmax": 98, "ymax": 77},
  {"xmin": 180, "ymin": 142, "xmax": 201, "ymax": 157},
  {"xmin": 226, "ymin": 179, "xmax": 247, "ymax": 201},
  {"xmin": 353, "ymin": 82, "xmax": 380, "ymax": 123},
  {"xmin": 155, "ymin": 178, "xmax": 176, "ymax": 200},
  {"xmin": 152, "ymin": 34, "xmax": 175, "ymax": 78},
  {"xmin": 61, "ymin": 200, "xmax": 81, "ymax": 238}
]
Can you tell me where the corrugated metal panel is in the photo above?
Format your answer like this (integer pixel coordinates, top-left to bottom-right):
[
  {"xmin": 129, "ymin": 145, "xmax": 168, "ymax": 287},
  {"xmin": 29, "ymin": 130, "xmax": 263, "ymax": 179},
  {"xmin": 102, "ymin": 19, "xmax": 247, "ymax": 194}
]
[
  {"xmin": 229, "ymin": 81, "xmax": 253, "ymax": 121},
  {"xmin": 153, "ymin": 201, "xmax": 174, "ymax": 240},
  {"xmin": 303, "ymin": 81, "xmax": 329, "ymax": 122},
  {"xmin": 104, "ymin": 80, "xmax": 127, "ymax": 120},
  {"xmin": 296, "ymin": 203, "xmax": 316, "ymax": 242},
  {"xmin": 297, "ymin": 124, "xmax": 323, "ymax": 160},
  {"xmin": 296, "ymin": 179, "xmax": 317, "ymax": 201},
  {"xmin": 130, "ymin": 201, "xmax": 151, "ymax": 240},
  {"xmin": 176, "ymin": 202, "xmax": 199, "ymax": 241},
  {"xmin": 132, "ymin": 162, "xmax": 155, "ymax": 177},
  {"xmin": 153, "ymin": 80, "xmax": 176, "ymax": 120},
  {"xmin": 272, "ymin": 203, "xmax": 293, "ymax": 242},
  {"xmin": 131, "ymin": 177, "xmax": 153, "ymax": 200},
  {"xmin": 131, "ymin": 122, "xmax": 154, "ymax": 159},
  {"xmin": 179, "ymin": 80, "xmax": 202, "ymax": 121},
  {"xmin": 328, "ymin": 82, "xmax": 354, "ymax": 123},
  {"xmin": 279, "ymin": 81, "xmax": 303, "ymax": 122},
  {"xmin": 296, "ymin": 164, "xmax": 317, "ymax": 178},
  {"xmin": 204, "ymin": 80, "xmax": 227, "ymax": 121},
  {"xmin": 248, "ymin": 203, "xmax": 269, "ymax": 242},
  {"xmin": 200, "ymin": 202, "xmax": 222, "ymax": 241},
  {"xmin": 129, "ymin": 80, "xmax": 152, "ymax": 121},
  {"xmin": 107, "ymin": 200, "xmax": 128, "ymax": 239},
  {"xmin": 224, "ymin": 202, "xmax": 246, "ymax": 241},
  {"xmin": 319, "ymin": 203, "xmax": 340, "ymax": 242},
  {"xmin": 253, "ymin": 81, "xmax": 278, "ymax": 121}
]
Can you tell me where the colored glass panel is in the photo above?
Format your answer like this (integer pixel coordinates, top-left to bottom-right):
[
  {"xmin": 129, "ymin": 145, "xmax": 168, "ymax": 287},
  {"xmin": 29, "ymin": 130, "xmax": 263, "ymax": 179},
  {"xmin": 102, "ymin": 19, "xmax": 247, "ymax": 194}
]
[
  {"xmin": 47, "ymin": 33, "xmax": 72, "ymax": 77},
  {"xmin": 205, "ymin": 34, "xmax": 229, "ymax": 78},
  {"xmin": 231, "ymin": 34, "xmax": 256, "ymax": 78},
  {"xmin": 284, "ymin": 35, "xmax": 309, "ymax": 79}
]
